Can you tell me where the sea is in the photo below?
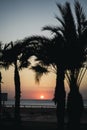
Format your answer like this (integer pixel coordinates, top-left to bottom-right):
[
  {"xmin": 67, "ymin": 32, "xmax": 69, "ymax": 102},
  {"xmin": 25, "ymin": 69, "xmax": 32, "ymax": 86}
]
[{"xmin": 3, "ymin": 99, "xmax": 87, "ymax": 108}]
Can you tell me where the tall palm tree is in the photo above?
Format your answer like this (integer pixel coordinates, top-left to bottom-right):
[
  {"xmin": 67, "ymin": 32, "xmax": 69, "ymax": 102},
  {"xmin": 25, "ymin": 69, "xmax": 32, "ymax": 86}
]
[
  {"xmin": 9, "ymin": 1, "xmax": 87, "ymax": 129},
  {"xmin": 42, "ymin": 1, "xmax": 87, "ymax": 129},
  {"xmin": 30, "ymin": 1, "xmax": 87, "ymax": 129},
  {"xmin": 65, "ymin": 1, "xmax": 87, "ymax": 129},
  {"xmin": 20, "ymin": 1, "xmax": 87, "ymax": 127}
]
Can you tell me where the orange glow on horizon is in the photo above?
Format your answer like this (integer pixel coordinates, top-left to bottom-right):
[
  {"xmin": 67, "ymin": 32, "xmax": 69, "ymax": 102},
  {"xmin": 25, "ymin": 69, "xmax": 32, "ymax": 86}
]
[
  {"xmin": 21, "ymin": 89, "xmax": 54, "ymax": 100},
  {"xmin": 40, "ymin": 95, "xmax": 44, "ymax": 99}
]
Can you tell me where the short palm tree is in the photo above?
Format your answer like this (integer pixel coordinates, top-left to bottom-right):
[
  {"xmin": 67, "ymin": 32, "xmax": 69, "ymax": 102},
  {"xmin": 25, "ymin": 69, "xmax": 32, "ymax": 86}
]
[
  {"xmin": 0, "ymin": 42, "xmax": 13, "ymax": 120},
  {"xmin": 1, "ymin": 40, "xmax": 33, "ymax": 121},
  {"xmin": 2, "ymin": 41, "xmax": 23, "ymax": 121},
  {"xmin": 1, "ymin": 37, "xmax": 41, "ymax": 122},
  {"xmin": 11, "ymin": 36, "xmax": 47, "ymax": 121}
]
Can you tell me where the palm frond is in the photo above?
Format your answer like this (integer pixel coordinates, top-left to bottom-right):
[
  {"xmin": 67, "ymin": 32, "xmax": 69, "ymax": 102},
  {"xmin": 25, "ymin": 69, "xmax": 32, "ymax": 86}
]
[
  {"xmin": 42, "ymin": 26, "xmax": 58, "ymax": 35},
  {"xmin": 56, "ymin": 2, "xmax": 77, "ymax": 43},
  {"xmin": 55, "ymin": 15, "xmax": 65, "ymax": 27},
  {"xmin": 22, "ymin": 35, "xmax": 51, "ymax": 47},
  {"xmin": 75, "ymin": 0, "xmax": 86, "ymax": 35},
  {"xmin": 31, "ymin": 64, "xmax": 49, "ymax": 83},
  {"xmin": 42, "ymin": 25, "xmax": 64, "ymax": 38},
  {"xmin": 78, "ymin": 67, "xmax": 87, "ymax": 87},
  {"xmin": 0, "ymin": 62, "xmax": 11, "ymax": 70},
  {"xmin": 56, "ymin": 3, "xmax": 65, "ymax": 21}
]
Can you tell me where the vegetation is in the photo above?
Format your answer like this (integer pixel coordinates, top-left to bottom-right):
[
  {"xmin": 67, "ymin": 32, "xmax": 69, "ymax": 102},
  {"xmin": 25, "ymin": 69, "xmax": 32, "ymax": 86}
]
[
  {"xmin": 29, "ymin": 1, "xmax": 87, "ymax": 129},
  {"xmin": 0, "ymin": 1, "xmax": 87, "ymax": 130}
]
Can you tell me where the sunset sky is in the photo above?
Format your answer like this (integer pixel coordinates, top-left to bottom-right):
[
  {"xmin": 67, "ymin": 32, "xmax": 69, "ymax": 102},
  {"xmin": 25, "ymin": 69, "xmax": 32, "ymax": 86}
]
[{"xmin": 0, "ymin": 0, "xmax": 87, "ymax": 99}]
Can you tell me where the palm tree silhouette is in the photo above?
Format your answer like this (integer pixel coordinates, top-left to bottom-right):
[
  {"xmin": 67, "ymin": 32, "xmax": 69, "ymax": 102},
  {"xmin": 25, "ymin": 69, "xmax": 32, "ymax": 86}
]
[
  {"xmin": 2, "ymin": 39, "xmax": 35, "ymax": 121},
  {"xmin": 1, "ymin": 1, "xmax": 86, "ymax": 128},
  {"xmin": 30, "ymin": 1, "xmax": 87, "ymax": 129},
  {"xmin": 0, "ymin": 42, "xmax": 8, "ymax": 119},
  {"xmin": 20, "ymin": 35, "xmax": 66, "ymax": 129},
  {"xmin": 66, "ymin": 69, "xmax": 85, "ymax": 130},
  {"xmin": 23, "ymin": 35, "xmax": 66, "ymax": 130},
  {"xmin": 1, "ymin": 36, "xmax": 47, "ymax": 122},
  {"xmin": 12, "ymin": 36, "xmax": 46, "ymax": 121},
  {"xmin": 2, "ymin": 41, "xmax": 23, "ymax": 122}
]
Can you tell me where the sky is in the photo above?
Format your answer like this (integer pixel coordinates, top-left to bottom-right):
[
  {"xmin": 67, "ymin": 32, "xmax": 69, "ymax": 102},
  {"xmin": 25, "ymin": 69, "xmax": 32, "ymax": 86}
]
[{"xmin": 0, "ymin": 0, "xmax": 87, "ymax": 100}]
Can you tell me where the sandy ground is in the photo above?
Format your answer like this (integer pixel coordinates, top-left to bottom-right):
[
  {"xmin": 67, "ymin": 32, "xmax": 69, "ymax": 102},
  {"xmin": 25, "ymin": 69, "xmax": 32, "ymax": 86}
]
[{"xmin": 0, "ymin": 107, "xmax": 87, "ymax": 130}]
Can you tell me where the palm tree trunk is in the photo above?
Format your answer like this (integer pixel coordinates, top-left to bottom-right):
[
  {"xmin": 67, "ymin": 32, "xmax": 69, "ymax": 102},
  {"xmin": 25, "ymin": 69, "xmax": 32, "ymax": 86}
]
[
  {"xmin": 54, "ymin": 66, "xmax": 66, "ymax": 130},
  {"xmin": 14, "ymin": 60, "xmax": 21, "ymax": 122},
  {"xmin": 67, "ymin": 70, "xmax": 84, "ymax": 130}
]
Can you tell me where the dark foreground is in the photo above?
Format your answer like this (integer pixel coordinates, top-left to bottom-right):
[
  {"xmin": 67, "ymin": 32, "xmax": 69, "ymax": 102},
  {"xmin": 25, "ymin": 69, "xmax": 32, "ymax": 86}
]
[
  {"xmin": 0, "ymin": 120, "xmax": 87, "ymax": 130},
  {"xmin": 0, "ymin": 107, "xmax": 87, "ymax": 130}
]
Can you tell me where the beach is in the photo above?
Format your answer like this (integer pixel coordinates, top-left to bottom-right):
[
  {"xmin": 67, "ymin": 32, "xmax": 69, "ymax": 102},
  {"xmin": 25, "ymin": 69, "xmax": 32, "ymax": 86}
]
[{"xmin": 0, "ymin": 107, "xmax": 87, "ymax": 130}]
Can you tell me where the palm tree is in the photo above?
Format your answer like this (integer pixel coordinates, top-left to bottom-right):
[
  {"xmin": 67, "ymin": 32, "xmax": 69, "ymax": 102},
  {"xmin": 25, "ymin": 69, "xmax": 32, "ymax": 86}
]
[
  {"xmin": 1, "ymin": 36, "xmax": 41, "ymax": 122},
  {"xmin": 1, "ymin": 40, "xmax": 33, "ymax": 121},
  {"xmin": 0, "ymin": 39, "xmax": 42, "ymax": 122},
  {"xmin": 1, "ymin": 41, "xmax": 22, "ymax": 122},
  {"xmin": 8, "ymin": 1, "xmax": 87, "ymax": 129},
  {"xmin": 64, "ymin": 1, "xmax": 87, "ymax": 129},
  {"xmin": 0, "ymin": 42, "xmax": 8, "ymax": 119},
  {"xmin": 66, "ymin": 68, "xmax": 86, "ymax": 129},
  {"xmin": 5, "ymin": 36, "xmax": 46, "ymax": 121},
  {"xmin": 21, "ymin": 35, "xmax": 66, "ymax": 130},
  {"xmin": 31, "ymin": 1, "xmax": 87, "ymax": 129}
]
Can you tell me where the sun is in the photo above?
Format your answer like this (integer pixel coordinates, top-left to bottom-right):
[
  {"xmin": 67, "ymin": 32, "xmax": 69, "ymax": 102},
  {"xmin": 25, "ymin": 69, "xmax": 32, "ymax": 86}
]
[{"xmin": 40, "ymin": 95, "xmax": 44, "ymax": 99}]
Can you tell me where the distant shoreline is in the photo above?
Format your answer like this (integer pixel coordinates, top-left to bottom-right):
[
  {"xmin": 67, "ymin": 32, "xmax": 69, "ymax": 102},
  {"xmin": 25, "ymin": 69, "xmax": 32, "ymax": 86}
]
[{"xmin": 4, "ymin": 98, "xmax": 87, "ymax": 108}]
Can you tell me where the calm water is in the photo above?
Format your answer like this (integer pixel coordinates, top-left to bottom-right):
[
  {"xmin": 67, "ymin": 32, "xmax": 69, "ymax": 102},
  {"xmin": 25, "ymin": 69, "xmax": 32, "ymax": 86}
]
[
  {"xmin": 3, "ymin": 99, "xmax": 87, "ymax": 108},
  {"xmin": 5, "ymin": 99, "xmax": 55, "ymax": 108}
]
